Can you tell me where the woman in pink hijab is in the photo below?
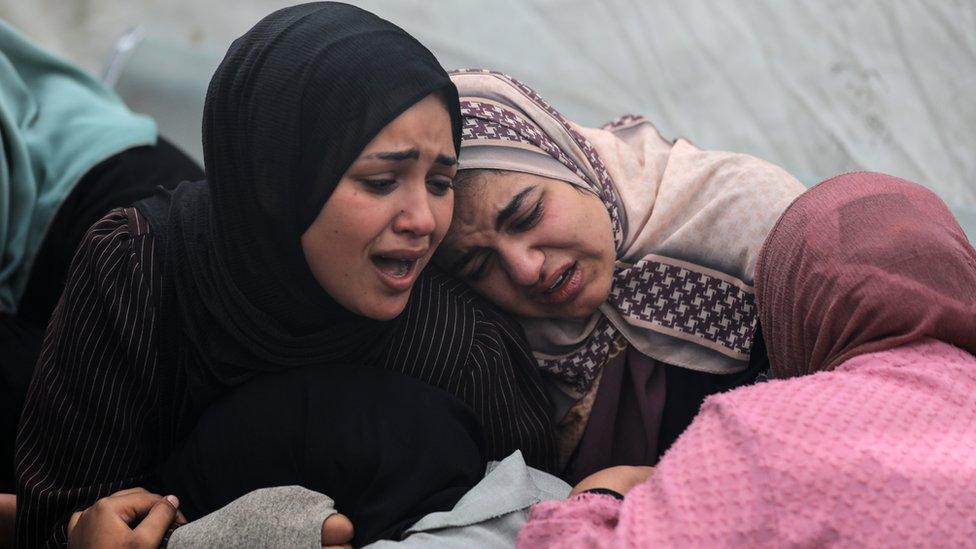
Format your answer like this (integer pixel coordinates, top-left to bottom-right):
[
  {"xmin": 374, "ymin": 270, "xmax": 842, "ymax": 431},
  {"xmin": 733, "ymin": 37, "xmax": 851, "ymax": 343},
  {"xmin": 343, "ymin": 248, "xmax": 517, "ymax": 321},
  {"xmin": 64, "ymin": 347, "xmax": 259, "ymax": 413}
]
[{"xmin": 518, "ymin": 171, "xmax": 976, "ymax": 547}]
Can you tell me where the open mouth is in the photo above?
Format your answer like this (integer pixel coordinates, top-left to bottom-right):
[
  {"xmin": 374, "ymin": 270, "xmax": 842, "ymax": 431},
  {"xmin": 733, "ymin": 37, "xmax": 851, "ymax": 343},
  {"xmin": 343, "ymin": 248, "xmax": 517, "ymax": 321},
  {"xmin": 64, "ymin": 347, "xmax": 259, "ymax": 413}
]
[
  {"xmin": 535, "ymin": 261, "xmax": 583, "ymax": 305},
  {"xmin": 371, "ymin": 256, "xmax": 418, "ymax": 279},
  {"xmin": 546, "ymin": 263, "xmax": 575, "ymax": 293}
]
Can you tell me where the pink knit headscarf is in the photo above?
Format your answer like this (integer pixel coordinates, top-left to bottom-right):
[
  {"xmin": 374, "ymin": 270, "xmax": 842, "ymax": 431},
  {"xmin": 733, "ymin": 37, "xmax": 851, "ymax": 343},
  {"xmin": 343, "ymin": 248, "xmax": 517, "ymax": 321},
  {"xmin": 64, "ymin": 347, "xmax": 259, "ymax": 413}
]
[{"xmin": 756, "ymin": 171, "xmax": 976, "ymax": 378}]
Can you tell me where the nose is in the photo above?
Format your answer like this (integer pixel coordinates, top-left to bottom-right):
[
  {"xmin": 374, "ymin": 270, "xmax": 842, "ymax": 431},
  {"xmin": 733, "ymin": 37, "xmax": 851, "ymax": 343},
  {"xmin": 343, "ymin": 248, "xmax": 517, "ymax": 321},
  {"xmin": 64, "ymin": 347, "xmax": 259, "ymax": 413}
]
[
  {"xmin": 392, "ymin": 184, "xmax": 437, "ymax": 237},
  {"xmin": 499, "ymin": 241, "xmax": 544, "ymax": 287}
]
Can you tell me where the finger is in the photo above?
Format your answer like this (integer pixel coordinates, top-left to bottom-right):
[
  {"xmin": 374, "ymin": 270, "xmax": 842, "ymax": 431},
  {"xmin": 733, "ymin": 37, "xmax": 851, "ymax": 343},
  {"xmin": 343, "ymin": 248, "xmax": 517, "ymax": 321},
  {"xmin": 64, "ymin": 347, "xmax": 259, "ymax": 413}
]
[
  {"xmin": 96, "ymin": 491, "xmax": 165, "ymax": 524},
  {"xmin": 109, "ymin": 486, "xmax": 150, "ymax": 497},
  {"xmin": 175, "ymin": 509, "xmax": 189, "ymax": 526},
  {"xmin": 133, "ymin": 495, "xmax": 180, "ymax": 546},
  {"xmin": 67, "ymin": 510, "xmax": 83, "ymax": 534},
  {"xmin": 323, "ymin": 544, "xmax": 353, "ymax": 549},
  {"xmin": 321, "ymin": 513, "xmax": 354, "ymax": 546}
]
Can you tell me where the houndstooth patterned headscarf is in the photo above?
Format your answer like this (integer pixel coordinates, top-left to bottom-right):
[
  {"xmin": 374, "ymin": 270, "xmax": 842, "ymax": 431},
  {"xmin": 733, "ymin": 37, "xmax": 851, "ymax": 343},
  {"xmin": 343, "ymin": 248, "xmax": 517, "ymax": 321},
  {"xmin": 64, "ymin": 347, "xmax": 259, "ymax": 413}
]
[{"xmin": 450, "ymin": 69, "xmax": 805, "ymax": 398}]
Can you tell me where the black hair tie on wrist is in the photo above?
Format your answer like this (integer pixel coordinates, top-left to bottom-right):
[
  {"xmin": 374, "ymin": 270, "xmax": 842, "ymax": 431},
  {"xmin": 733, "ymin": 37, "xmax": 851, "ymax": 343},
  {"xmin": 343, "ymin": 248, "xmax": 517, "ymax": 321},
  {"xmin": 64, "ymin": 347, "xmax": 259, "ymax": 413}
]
[{"xmin": 580, "ymin": 488, "xmax": 625, "ymax": 500}]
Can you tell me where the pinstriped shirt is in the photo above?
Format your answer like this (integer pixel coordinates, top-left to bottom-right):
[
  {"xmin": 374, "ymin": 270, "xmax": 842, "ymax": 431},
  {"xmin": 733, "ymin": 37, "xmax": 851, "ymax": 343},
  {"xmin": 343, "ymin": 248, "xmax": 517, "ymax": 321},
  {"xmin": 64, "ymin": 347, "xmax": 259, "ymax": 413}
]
[{"xmin": 15, "ymin": 207, "xmax": 555, "ymax": 547}]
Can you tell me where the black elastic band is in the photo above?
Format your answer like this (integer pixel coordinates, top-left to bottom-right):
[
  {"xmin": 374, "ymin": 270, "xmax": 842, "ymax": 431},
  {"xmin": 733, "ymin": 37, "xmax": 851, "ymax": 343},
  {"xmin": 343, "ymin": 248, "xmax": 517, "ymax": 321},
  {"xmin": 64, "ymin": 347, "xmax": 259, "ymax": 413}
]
[{"xmin": 580, "ymin": 488, "xmax": 625, "ymax": 500}]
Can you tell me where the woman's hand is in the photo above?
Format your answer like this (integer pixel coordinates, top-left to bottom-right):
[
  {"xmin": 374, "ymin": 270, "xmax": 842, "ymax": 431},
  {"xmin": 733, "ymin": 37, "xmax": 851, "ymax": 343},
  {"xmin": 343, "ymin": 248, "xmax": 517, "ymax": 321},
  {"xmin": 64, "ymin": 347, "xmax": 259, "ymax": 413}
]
[
  {"xmin": 67, "ymin": 487, "xmax": 186, "ymax": 548},
  {"xmin": 1, "ymin": 493, "xmax": 15, "ymax": 546},
  {"xmin": 321, "ymin": 512, "xmax": 354, "ymax": 549},
  {"xmin": 569, "ymin": 465, "xmax": 654, "ymax": 498}
]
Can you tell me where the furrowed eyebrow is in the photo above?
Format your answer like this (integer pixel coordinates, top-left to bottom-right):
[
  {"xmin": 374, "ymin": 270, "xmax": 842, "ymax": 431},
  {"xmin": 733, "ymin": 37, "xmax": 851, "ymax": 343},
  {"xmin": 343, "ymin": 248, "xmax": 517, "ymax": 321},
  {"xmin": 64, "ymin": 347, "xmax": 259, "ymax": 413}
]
[
  {"xmin": 365, "ymin": 148, "xmax": 420, "ymax": 162},
  {"xmin": 495, "ymin": 186, "xmax": 536, "ymax": 231},
  {"xmin": 363, "ymin": 149, "xmax": 456, "ymax": 167},
  {"xmin": 434, "ymin": 154, "xmax": 458, "ymax": 167}
]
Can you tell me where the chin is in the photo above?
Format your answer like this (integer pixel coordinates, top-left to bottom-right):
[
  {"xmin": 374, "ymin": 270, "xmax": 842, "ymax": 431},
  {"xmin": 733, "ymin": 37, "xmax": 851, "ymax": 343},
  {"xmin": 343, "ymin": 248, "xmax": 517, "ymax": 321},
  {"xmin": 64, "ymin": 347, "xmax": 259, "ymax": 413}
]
[
  {"xmin": 527, "ymin": 303, "xmax": 594, "ymax": 321},
  {"xmin": 561, "ymin": 303, "xmax": 601, "ymax": 320},
  {"xmin": 357, "ymin": 296, "xmax": 409, "ymax": 321}
]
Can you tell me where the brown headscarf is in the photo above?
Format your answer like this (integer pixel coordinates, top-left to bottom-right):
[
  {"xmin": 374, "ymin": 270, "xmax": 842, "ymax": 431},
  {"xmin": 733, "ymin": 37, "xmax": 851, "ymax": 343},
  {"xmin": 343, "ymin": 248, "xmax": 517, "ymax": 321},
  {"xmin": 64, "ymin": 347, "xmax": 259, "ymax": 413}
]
[{"xmin": 756, "ymin": 171, "xmax": 976, "ymax": 378}]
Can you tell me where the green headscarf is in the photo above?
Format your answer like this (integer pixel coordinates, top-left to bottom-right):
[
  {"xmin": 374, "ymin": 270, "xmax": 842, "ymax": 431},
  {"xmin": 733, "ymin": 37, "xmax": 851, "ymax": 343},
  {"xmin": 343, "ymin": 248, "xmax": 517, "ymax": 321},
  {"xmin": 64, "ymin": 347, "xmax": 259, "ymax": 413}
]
[{"xmin": 0, "ymin": 19, "xmax": 156, "ymax": 313}]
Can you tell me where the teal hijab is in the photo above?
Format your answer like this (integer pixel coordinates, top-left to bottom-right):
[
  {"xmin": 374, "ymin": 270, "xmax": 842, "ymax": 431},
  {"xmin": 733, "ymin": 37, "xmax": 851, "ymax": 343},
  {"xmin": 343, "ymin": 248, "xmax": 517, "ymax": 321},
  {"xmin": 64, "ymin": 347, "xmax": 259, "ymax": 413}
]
[{"xmin": 0, "ymin": 19, "xmax": 156, "ymax": 313}]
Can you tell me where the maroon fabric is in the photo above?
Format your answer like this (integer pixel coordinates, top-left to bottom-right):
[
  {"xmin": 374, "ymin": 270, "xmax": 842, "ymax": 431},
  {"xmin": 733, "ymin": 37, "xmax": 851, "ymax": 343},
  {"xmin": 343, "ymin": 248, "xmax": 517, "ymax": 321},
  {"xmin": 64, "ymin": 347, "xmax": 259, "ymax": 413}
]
[
  {"xmin": 564, "ymin": 347, "xmax": 666, "ymax": 485},
  {"xmin": 756, "ymin": 171, "xmax": 976, "ymax": 378}
]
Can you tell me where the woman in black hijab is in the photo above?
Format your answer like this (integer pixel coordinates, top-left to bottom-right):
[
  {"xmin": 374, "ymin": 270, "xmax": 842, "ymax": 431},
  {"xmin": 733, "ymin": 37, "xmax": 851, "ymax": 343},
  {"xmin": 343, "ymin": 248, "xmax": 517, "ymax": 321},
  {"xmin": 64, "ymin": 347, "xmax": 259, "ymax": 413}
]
[{"xmin": 14, "ymin": 3, "xmax": 555, "ymax": 547}]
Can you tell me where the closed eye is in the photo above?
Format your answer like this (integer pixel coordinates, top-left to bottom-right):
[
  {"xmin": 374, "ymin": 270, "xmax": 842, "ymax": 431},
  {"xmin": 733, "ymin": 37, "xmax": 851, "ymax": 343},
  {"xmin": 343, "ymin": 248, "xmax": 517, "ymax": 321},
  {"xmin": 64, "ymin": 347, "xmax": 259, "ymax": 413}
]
[
  {"xmin": 453, "ymin": 248, "xmax": 493, "ymax": 281},
  {"xmin": 359, "ymin": 178, "xmax": 396, "ymax": 194},
  {"xmin": 511, "ymin": 199, "xmax": 543, "ymax": 232},
  {"xmin": 426, "ymin": 177, "xmax": 454, "ymax": 196},
  {"xmin": 465, "ymin": 252, "xmax": 493, "ymax": 281}
]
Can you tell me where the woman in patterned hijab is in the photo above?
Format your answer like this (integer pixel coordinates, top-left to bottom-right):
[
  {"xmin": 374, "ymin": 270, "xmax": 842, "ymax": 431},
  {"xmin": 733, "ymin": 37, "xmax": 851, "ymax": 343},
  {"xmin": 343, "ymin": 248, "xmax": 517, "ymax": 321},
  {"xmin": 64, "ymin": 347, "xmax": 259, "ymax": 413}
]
[{"xmin": 436, "ymin": 70, "xmax": 805, "ymax": 479}]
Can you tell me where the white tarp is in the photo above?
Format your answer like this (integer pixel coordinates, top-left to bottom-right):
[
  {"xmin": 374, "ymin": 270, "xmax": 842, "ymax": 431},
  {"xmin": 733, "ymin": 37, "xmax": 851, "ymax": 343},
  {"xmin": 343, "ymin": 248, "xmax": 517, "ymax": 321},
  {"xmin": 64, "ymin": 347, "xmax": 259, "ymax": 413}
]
[{"xmin": 3, "ymin": 0, "xmax": 974, "ymax": 220}]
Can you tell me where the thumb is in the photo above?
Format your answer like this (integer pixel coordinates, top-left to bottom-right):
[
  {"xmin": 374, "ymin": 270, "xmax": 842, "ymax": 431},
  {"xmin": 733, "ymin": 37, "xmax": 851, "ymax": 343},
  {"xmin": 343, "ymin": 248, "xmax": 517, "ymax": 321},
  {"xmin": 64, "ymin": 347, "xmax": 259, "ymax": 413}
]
[
  {"xmin": 321, "ymin": 512, "xmax": 354, "ymax": 546},
  {"xmin": 134, "ymin": 495, "xmax": 180, "ymax": 546}
]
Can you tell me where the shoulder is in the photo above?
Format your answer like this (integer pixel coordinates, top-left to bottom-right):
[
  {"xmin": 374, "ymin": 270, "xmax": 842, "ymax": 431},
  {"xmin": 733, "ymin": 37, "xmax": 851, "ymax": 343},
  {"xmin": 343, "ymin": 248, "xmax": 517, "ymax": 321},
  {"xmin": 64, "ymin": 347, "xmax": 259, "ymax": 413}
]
[
  {"xmin": 76, "ymin": 206, "xmax": 155, "ymax": 263},
  {"xmin": 418, "ymin": 267, "xmax": 533, "ymax": 352},
  {"xmin": 399, "ymin": 266, "xmax": 492, "ymax": 346},
  {"xmin": 410, "ymin": 265, "xmax": 482, "ymax": 310},
  {"xmin": 837, "ymin": 339, "xmax": 976, "ymax": 374},
  {"xmin": 697, "ymin": 376, "xmax": 811, "ymax": 430},
  {"xmin": 689, "ymin": 371, "xmax": 888, "ymax": 466},
  {"xmin": 65, "ymin": 206, "xmax": 161, "ymax": 309},
  {"xmin": 389, "ymin": 266, "xmax": 536, "ymax": 375},
  {"xmin": 416, "ymin": 267, "xmax": 525, "ymax": 328}
]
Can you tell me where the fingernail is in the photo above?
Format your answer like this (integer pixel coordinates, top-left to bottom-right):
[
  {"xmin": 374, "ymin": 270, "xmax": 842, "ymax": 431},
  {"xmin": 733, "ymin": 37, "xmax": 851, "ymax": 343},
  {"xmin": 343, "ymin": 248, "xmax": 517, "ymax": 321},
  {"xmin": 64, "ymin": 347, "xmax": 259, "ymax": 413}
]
[{"xmin": 165, "ymin": 495, "xmax": 180, "ymax": 508}]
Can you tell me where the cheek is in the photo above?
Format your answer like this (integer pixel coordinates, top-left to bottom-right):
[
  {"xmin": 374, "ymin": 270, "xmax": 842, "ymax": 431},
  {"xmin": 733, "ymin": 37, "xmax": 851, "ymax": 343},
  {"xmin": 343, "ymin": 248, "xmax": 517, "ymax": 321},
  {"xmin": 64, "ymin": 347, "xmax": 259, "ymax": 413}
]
[
  {"xmin": 476, "ymin": 271, "xmax": 524, "ymax": 307},
  {"xmin": 304, "ymin": 193, "xmax": 391, "ymax": 277},
  {"xmin": 467, "ymin": 272, "xmax": 501, "ymax": 301},
  {"xmin": 319, "ymin": 212, "xmax": 368, "ymax": 255},
  {"xmin": 431, "ymin": 197, "xmax": 454, "ymax": 244},
  {"xmin": 578, "ymin": 198, "xmax": 614, "ymax": 255},
  {"xmin": 536, "ymin": 211, "xmax": 578, "ymax": 249},
  {"xmin": 302, "ymin": 220, "xmax": 353, "ymax": 289},
  {"xmin": 331, "ymin": 194, "xmax": 394, "ymax": 247}
]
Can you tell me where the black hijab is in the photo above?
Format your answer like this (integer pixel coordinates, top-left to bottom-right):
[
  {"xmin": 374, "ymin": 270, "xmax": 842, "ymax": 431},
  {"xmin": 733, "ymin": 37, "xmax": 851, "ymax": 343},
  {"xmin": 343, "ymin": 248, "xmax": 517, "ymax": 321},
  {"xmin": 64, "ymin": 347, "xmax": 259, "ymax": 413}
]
[{"xmin": 139, "ymin": 2, "xmax": 462, "ymax": 389}]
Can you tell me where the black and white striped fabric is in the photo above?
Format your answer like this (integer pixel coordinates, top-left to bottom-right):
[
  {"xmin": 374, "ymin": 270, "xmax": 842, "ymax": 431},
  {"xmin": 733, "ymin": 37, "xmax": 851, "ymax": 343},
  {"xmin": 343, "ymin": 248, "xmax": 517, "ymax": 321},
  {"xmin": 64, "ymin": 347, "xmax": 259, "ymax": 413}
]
[{"xmin": 15, "ymin": 208, "xmax": 555, "ymax": 547}]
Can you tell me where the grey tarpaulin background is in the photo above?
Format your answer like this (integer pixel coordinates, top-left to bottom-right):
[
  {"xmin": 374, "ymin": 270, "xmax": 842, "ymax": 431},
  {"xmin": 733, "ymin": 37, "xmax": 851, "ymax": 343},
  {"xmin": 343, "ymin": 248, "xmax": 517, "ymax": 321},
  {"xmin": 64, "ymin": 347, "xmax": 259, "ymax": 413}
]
[{"xmin": 2, "ymin": 0, "xmax": 973, "ymax": 233}]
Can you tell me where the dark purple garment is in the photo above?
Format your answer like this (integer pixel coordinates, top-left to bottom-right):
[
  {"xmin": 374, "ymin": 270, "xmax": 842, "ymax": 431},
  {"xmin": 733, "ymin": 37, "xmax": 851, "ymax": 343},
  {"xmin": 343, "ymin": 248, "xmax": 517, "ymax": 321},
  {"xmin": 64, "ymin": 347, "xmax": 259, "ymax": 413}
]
[
  {"xmin": 564, "ymin": 347, "xmax": 666, "ymax": 485},
  {"xmin": 563, "ymin": 325, "xmax": 771, "ymax": 485}
]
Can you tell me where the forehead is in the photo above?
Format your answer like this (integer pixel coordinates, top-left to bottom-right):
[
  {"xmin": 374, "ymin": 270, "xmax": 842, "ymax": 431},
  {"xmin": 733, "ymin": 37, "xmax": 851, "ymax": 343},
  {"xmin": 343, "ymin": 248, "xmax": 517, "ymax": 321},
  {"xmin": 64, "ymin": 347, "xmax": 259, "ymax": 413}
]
[
  {"xmin": 439, "ymin": 172, "xmax": 522, "ymax": 249},
  {"xmin": 458, "ymin": 170, "xmax": 524, "ymax": 208},
  {"xmin": 361, "ymin": 94, "xmax": 454, "ymax": 152},
  {"xmin": 453, "ymin": 171, "xmax": 543, "ymax": 226}
]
